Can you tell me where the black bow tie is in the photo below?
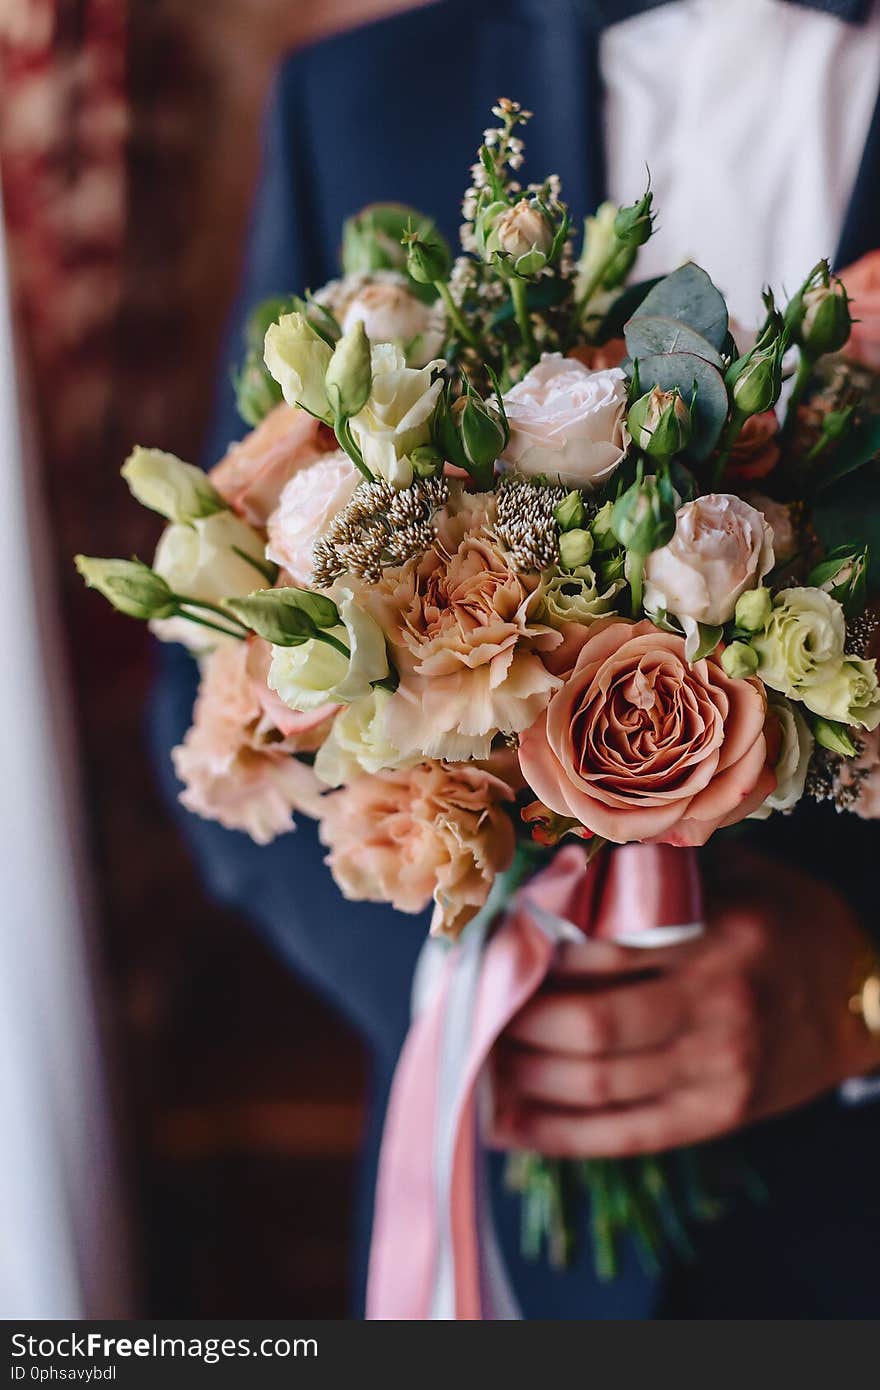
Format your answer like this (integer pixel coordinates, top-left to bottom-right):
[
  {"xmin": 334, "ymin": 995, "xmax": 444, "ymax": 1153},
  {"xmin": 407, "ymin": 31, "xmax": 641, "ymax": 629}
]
[{"xmin": 590, "ymin": 0, "xmax": 870, "ymax": 24}]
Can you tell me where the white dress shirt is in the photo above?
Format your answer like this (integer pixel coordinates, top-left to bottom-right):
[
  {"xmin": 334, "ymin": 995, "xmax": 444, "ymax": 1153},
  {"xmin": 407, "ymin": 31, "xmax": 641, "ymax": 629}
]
[{"xmin": 602, "ymin": 0, "xmax": 880, "ymax": 323}]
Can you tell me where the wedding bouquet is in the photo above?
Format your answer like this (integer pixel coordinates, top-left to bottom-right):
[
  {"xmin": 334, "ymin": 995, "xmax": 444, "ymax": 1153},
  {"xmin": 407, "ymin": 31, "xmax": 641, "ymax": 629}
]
[{"xmin": 77, "ymin": 99, "xmax": 880, "ymax": 1312}]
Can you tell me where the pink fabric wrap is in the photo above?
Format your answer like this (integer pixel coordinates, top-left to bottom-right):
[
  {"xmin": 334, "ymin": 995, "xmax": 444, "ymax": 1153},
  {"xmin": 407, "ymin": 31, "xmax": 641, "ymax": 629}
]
[{"xmin": 366, "ymin": 841, "xmax": 703, "ymax": 1321}]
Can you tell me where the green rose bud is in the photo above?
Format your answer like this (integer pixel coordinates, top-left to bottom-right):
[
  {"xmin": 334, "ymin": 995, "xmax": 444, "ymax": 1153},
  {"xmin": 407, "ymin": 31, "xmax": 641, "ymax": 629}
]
[
  {"xmin": 599, "ymin": 549, "xmax": 626, "ymax": 586},
  {"xmin": 613, "ymin": 186, "xmax": 654, "ymax": 249},
  {"xmin": 807, "ymin": 545, "xmax": 867, "ymax": 619},
  {"xmin": 224, "ymin": 587, "xmax": 339, "ymax": 647},
  {"xmin": 786, "ymin": 261, "xmax": 852, "ymax": 359},
  {"xmin": 325, "ymin": 320, "xmax": 372, "ymax": 420},
  {"xmin": 730, "ymin": 350, "xmax": 779, "ymax": 416},
  {"xmin": 233, "ymin": 349, "xmax": 284, "ymax": 426},
  {"xmin": 553, "ymin": 490, "xmax": 586, "ymax": 533},
  {"xmin": 121, "ymin": 447, "xmax": 225, "ymax": 525},
  {"xmin": 735, "ymin": 586, "xmax": 772, "ymax": 634},
  {"xmin": 75, "ymin": 556, "xmax": 176, "ymax": 621},
  {"xmin": 410, "ymin": 444, "xmax": 444, "ymax": 478},
  {"xmin": 721, "ymin": 641, "xmax": 759, "ymax": 680},
  {"xmin": 481, "ymin": 197, "xmax": 554, "ymax": 278},
  {"xmin": 342, "ymin": 203, "xmax": 441, "ymax": 276},
  {"xmin": 404, "ymin": 231, "xmax": 451, "ymax": 286},
  {"xmin": 611, "ymin": 471, "xmax": 677, "ymax": 557},
  {"xmin": 436, "ymin": 384, "xmax": 507, "ymax": 487},
  {"xmin": 813, "ymin": 717, "xmax": 858, "ymax": 758},
  {"xmin": 589, "ymin": 500, "xmax": 618, "ymax": 553},
  {"xmin": 627, "ymin": 386, "xmax": 691, "ymax": 463},
  {"xmin": 558, "ymin": 528, "xmax": 594, "ymax": 571},
  {"xmin": 263, "ymin": 311, "xmax": 334, "ymax": 422}
]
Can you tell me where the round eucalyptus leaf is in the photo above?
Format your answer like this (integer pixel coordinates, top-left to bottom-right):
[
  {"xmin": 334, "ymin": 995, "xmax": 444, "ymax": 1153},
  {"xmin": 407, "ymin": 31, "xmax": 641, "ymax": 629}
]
[
  {"xmin": 630, "ymin": 263, "xmax": 729, "ymax": 351},
  {"xmin": 633, "ymin": 352, "xmax": 729, "ymax": 461},
  {"xmin": 624, "ymin": 315, "xmax": 724, "ymax": 368}
]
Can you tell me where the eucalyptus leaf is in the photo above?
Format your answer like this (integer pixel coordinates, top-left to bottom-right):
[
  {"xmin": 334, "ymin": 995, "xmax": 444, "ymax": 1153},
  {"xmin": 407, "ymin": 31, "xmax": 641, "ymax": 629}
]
[
  {"xmin": 624, "ymin": 316, "xmax": 724, "ymax": 368},
  {"xmin": 631, "ymin": 263, "xmax": 729, "ymax": 350},
  {"xmin": 631, "ymin": 352, "xmax": 729, "ymax": 460},
  {"xmin": 813, "ymin": 415, "xmax": 880, "ymax": 495}
]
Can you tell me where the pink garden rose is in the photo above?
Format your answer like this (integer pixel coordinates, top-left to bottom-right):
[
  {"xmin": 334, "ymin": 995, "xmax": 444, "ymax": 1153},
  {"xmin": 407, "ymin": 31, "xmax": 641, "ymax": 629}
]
[
  {"xmin": 172, "ymin": 639, "xmax": 331, "ymax": 844},
  {"xmin": 518, "ymin": 618, "xmax": 774, "ymax": 846},
  {"xmin": 839, "ymin": 250, "xmax": 880, "ymax": 369},
  {"xmin": 210, "ymin": 404, "xmax": 336, "ymax": 526},
  {"xmin": 318, "ymin": 761, "xmax": 516, "ymax": 938},
  {"xmin": 501, "ymin": 355, "xmax": 629, "ymax": 489},
  {"xmin": 367, "ymin": 487, "xmax": 563, "ymax": 760},
  {"xmin": 266, "ymin": 449, "xmax": 361, "ymax": 584}
]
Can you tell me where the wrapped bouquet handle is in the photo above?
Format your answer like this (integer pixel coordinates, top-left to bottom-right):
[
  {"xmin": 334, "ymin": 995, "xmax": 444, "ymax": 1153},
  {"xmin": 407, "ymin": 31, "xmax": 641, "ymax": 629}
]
[{"xmin": 366, "ymin": 841, "xmax": 704, "ymax": 1321}]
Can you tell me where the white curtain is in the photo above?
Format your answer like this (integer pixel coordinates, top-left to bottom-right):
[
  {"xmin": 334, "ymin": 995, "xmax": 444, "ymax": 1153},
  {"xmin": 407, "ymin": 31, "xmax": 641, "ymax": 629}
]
[{"xmin": 0, "ymin": 206, "xmax": 130, "ymax": 1318}]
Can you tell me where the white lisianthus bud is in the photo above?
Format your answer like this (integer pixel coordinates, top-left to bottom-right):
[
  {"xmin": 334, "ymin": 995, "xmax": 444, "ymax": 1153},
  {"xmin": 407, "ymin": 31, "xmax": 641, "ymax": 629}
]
[
  {"xmin": 721, "ymin": 641, "xmax": 759, "ymax": 680},
  {"xmin": 122, "ymin": 447, "xmax": 225, "ymax": 524},
  {"xmin": 75, "ymin": 556, "xmax": 176, "ymax": 621},
  {"xmin": 268, "ymin": 589, "xmax": 390, "ymax": 712},
  {"xmin": 264, "ymin": 311, "xmax": 333, "ymax": 422}
]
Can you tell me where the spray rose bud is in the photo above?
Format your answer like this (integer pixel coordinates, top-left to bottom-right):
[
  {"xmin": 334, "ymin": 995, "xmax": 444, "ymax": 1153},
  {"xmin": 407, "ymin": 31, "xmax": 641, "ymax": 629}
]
[
  {"xmin": 808, "ymin": 545, "xmax": 868, "ymax": 618},
  {"xmin": 813, "ymin": 717, "xmax": 858, "ymax": 757},
  {"xmin": 264, "ymin": 312, "xmax": 333, "ymax": 422},
  {"xmin": 721, "ymin": 641, "xmax": 759, "ymax": 680},
  {"xmin": 404, "ymin": 230, "xmax": 451, "ymax": 286},
  {"xmin": 613, "ymin": 186, "xmax": 654, "ymax": 249},
  {"xmin": 460, "ymin": 391, "xmax": 508, "ymax": 478},
  {"xmin": 730, "ymin": 349, "xmax": 781, "ymax": 416},
  {"xmin": 553, "ymin": 490, "xmax": 586, "ymax": 532},
  {"xmin": 589, "ymin": 500, "xmax": 618, "ymax": 553},
  {"xmin": 324, "ymin": 320, "xmax": 372, "ymax": 420},
  {"xmin": 122, "ymin": 447, "xmax": 225, "ymax": 525},
  {"xmin": 611, "ymin": 472, "xmax": 676, "ymax": 556},
  {"xmin": 558, "ymin": 528, "xmax": 594, "ymax": 571},
  {"xmin": 786, "ymin": 262, "xmax": 852, "ymax": 359},
  {"xmin": 482, "ymin": 197, "xmax": 553, "ymax": 277},
  {"xmin": 628, "ymin": 386, "xmax": 691, "ymax": 462},
  {"xmin": 342, "ymin": 203, "xmax": 441, "ymax": 275},
  {"xmin": 735, "ymin": 586, "xmax": 772, "ymax": 634},
  {"xmin": 75, "ymin": 556, "xmax": 177, "ymax": 620}
]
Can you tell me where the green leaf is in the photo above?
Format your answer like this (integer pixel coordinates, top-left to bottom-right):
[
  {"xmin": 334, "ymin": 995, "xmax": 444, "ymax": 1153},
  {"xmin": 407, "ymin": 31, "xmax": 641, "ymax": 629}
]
[
  {"xmin": 631, "ymin": 263, "xmax": 729, "ymax": 350},
  {"xmin": 812, "ymin": 470, "xmax": 880, "ymax": 592},
  {"xmin": 630, "ymin": 352, "xmax": 728, "ymax": 461},
  {"xmin": 624, "ymin": 316, "xmax": 724, "ymax": 368},
  {"xmin": 693, "ymin": 624, "xmax": 724, "ymax": 661},
  {"xmin": 813, "ymin": 415, "xmax": 880, "ymax": 495}
]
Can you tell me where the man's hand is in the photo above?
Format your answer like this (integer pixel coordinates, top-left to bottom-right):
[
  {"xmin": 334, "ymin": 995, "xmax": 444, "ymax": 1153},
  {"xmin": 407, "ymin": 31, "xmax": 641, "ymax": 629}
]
[{"xmin": 491, "ymin": 850, "xmax": 880, "ymax": 1158}]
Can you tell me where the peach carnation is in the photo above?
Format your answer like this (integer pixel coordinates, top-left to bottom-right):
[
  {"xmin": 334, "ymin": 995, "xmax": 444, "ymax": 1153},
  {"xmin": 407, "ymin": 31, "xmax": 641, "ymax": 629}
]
[
  {"xmin": 318, "ymin": 761, "xmax": 516, "ymax": 938},
  {"xmin": 519, "ymin": 618, "xmax": 774, "ymax": 847},
  {"xmin": 172, "ymin": 639, "xmax": 331, "ymax": 844},
  {"xmin": 266, "ymin": 449, "xmax": 361, "ymax": 584},
  {"xmin": 210, "ymin": 404, "xmax": 336, "ymax": 526},
  {"xmin": 368, "ymin": 487, "xmax": 563, "ymax": 760}
]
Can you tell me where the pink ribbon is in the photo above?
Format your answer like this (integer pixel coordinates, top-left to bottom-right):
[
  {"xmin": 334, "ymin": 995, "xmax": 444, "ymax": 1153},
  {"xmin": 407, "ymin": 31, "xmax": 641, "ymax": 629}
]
[{"xmin": 366, "ymin": 841, "xmax": 703, "ymax": 1321}]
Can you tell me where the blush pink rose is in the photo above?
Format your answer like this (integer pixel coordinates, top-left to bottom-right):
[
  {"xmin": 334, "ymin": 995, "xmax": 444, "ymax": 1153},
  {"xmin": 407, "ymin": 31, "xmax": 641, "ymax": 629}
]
[
  {"xmin": 501, "ymin": 355, "xmax": 629, "ymax": 489},
  {"xmin": 172, "ymin": 639, "xmax": 331, "ymax": 844},
  {"xmin": 266, "ymin": 449, "xmax": 361, "ymax": 584},
  {"xmin": 518, "ymin": 618, "xmax": 774, "ymax": 847},
  {"xmin": 839, "ymin": 251, "xmax": 880, "ymax": 369},
  {"xmin": 318, "ymin": 761, "xmax": 516, "ymax": 938},
  {"xmin": 210, "ymin": 404, "xmax": 336, "ymax": 526}
]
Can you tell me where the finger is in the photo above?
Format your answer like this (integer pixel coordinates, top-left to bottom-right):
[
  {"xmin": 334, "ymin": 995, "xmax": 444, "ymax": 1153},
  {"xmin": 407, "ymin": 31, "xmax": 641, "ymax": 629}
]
[
  {"xmin": 492, "ymin": 1084, "xmax": 737, "ymax": 1158},
  {"xmin": 504, "ymin": 974, "xmax": 687, "ymax": 1057},
  {"xmin": 552, "ymin": 936, "xmax": 699, "ymax": 980},
  {"xmin": 495, "ymin": 1042, "xmax": 681, "ymax": 1109}
]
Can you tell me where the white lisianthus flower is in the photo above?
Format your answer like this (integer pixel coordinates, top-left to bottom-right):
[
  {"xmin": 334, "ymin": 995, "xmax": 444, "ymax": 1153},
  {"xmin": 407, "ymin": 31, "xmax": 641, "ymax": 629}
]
[
  {"xmin": 750, "ymin": 694, "xmax": 814, "ymax": 819},
  {"xmin": 644, "ymin": 495, "xmax": 775, "ymax": 656},
  {"xmin": 801, "ymin": 656, "xmax": 880, "ymax": 729},
  {"xmin": 150, "ymin": 511, "xmax": 266, "ymax": 652},
  {"xmin": 539, "ymin": 564, "xmax": 624, "ymax": 627},
  {"xmin": 350, "ymin": 343, "xmax": 444, "ymax": 489},
  {"xmin": 314, "ymin": 271, "xmax": 445, "ymax": 368},
  {"xmin": 263, "ymin": 311, "xmax": 333, "ymax": 422},
  {"xmin": 752, "ymin": 588, "xmax": 846, "ymax": 699},
  {"xmin": 268, "ymin": 589, "xmax": 390, "ymax": 712},
  {"xmin": 500, "ymin": 355, "xmax": 629, "ymax": 489},
  {"xmin": 313, "ymin": 688, "xmax": 413, "ymax": 787}
]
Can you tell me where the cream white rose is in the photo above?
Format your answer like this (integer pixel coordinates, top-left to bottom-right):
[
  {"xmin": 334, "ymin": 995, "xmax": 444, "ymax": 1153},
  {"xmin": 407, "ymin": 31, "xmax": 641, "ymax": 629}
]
[
  {"xmin": 750, "ymin": 694, "xmax": 813, "ymax": 819},
  {"xmin": 151, "ymin": 511, "xmax": 266, "ymax": 652},
  {"xmin": 315, "ymin": 271, "xmax": 445, "ymax": 368},
  {"xmin": 644, "ymin": 494, "xmax": 775, "ymax": 652},
  {"xmin": 501, "ymin": 355, "xmax": 629, "ymax": 489},
  {"xmin": 350, "ymin": 342, "xmax": 444, "ymax": 489},
  {"xmin": 313, "ymin": 688, "xmax": 413, "ymax": 786},
  {"xmin": 268, "ymin": 589, "xmax": 390, "ymax": 712}
]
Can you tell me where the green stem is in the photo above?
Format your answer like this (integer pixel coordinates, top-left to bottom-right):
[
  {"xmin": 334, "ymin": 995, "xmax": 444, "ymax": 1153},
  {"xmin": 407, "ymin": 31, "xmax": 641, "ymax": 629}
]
[
  {"xmin": 781, "ymin": 352, "xmax": 814, "ymax": 442},
  {"xmin": 573, "ymin": 247, "xmax": 618, "ymax": 326},
  {"xmin": 435, "ymin": 280, "xmax": 479, "ymax": 349},
  {"xmin": 335, "ymin": 416, "xmax": 375, "ymax": 484},
  {"xmin": 627, "ymin": 551, "xmax": 645, "ymax": 618},
  {"xmin": 509, "ymin": 277, "xmax": 537, "ymax": 365},
  {"xmin": 175, "ymin": 606, "xmax": 246, "ymax": 641},
  {"xmin": 174, "ymin": 595, "xmax": 250, "ymax": 633},
  {"xmin": 709, "ymin": 405, "xmax": 748, "ymax": 491}
]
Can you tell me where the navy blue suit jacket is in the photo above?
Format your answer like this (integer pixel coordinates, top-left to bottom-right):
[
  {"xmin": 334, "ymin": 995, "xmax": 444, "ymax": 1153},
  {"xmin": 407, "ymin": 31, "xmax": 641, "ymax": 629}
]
[{"xmin": 152, "ymin": 0, "xmax": 880, "ymax": 1317}]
